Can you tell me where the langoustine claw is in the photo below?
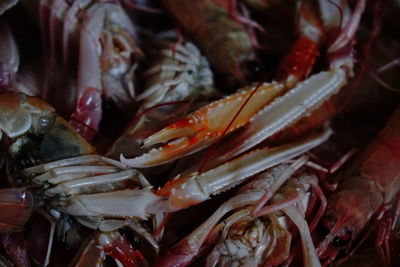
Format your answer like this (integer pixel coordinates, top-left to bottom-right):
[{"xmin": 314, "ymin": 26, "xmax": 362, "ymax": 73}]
[
  {"xmin": 155, "ymin": 127, "xmax": 331, "ymax": 210},
  {"xmin": 121, "ymin": 0, "xmax": 365, "ymax": 170},
  {"xmin": 201, "ymin": 0, "xmax": 366, "ymax": 169},
  {"xmin": 121, "ymin": 69, "xmax": 343, "ymax": 169},
  {"xmin": 121, "ymin": 82, "xmax": 285, "ymax": 167},
  {"xmin": 23, "ymin": 154, "xmax": 157, "ymax": 224}
]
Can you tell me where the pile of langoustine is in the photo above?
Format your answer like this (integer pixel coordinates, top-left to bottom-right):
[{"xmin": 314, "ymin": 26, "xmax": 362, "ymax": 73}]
[{"xmin": 1, "ymin": 0, "xmax": 400, "ymax": 266}]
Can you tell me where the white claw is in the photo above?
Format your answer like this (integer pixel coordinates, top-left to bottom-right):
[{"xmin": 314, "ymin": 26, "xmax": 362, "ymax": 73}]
[
  {"xmin": 166, "ymin": 128, "xmax": 331, "ymax": 208},
  {"xmin": 57, "ymin": 188, "xmax": 160, "ymax": 220},
  {"xmin": 200, "ymin": 128, "xmax": 331, "ymax": 197},
  {"xmin": 218, "ymin": 68, "xmax": 346, "ymax": 161},
  {"xmin": 45, "ymin": 169, "xmax": 140, "ymax": 196},
  {"xmin": 25, "ymin": 155, "xmax": 128, "ymax": 175},
  {"xmin": 33, "ymin": 165, "xmax": 120, "ymax": 185}
]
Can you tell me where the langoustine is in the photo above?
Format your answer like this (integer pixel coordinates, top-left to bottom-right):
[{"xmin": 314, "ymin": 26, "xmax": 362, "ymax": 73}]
[
  {"xmin": 33, "ymin": 0, "xmax": 143, "ymax": 141},
  {"xmin": 317, "ymin": 107, "xmax": 400, "ymax": 265},
  {"xmin": 161, "ymin": 0, "xmax": 264, "ymax": 90}
]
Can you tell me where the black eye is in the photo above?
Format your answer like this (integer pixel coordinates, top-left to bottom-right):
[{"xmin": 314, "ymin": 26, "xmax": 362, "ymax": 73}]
[
  {"xmin": 240, "ymin": 59, "xmax": 264, "ymax": 82},
  {"xmin": 332, "ymin": 229, "xmax": 352, "ymax": 247},
  {"xmin": 187, "ymin": 70, "xmax": 194, "ymax": 75}
]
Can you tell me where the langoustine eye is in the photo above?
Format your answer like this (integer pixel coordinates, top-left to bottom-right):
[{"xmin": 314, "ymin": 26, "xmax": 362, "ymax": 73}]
[
  {"xmin": 332, "ymin": 228, "xmax": 352, "ymax": 247},
  {"xmin": 318, "ymin": 215, "xmax": 353, "ymax": 247}
]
